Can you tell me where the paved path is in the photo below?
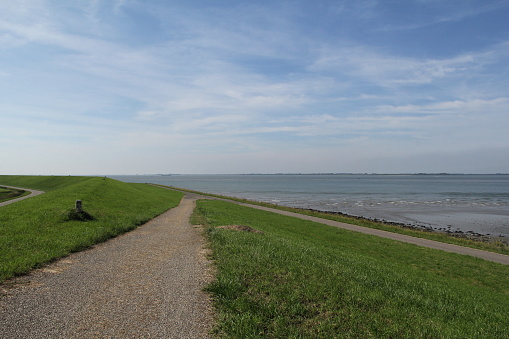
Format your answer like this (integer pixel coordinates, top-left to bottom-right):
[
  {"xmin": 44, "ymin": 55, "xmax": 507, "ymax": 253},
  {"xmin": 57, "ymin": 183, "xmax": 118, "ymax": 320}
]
[
  {"xmin": 0, "ymin": 194, "xmax": 212, "ymax": 338},
  {"xmin": 0, "ymin": 186, "xmax": 44, "ymax": 207}
]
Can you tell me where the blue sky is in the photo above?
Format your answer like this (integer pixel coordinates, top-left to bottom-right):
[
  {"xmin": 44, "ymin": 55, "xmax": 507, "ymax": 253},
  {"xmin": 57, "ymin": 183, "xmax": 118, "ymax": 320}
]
[{"xmin": 1, "ymin": 0, "xmax": 508, "ymax": 174}]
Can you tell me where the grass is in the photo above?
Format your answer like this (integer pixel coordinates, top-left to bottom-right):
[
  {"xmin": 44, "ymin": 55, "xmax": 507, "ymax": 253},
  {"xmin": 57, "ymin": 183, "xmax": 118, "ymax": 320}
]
[
  {"xmin": 0, "ymin": 175, "xmax": 93, "ymax": 192},
  {"xmin": 192, "ymin": 199, "xmax": 509, "ymax": 338},
  {"xmin": 0, "ymin": 176, "xmax": 183, "ymax": 282},
  {"xmin": 0, "ymin": 187, "xmax": 29, "ymax": 203},
  {"xmin": 166, "ymin": 185, "xmax": 509, "ymax": 255}
]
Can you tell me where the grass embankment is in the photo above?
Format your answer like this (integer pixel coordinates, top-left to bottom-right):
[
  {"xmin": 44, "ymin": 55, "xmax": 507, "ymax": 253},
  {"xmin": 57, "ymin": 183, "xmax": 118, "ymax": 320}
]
[
  {"xmin": 0, "ymin": 176, "xmax": 183, "ymax": 282},
  {"xmin": 168, "ymin": 185, "xmax": 508, "ymax": 255},
  {"xmin": 0, "ymin": 175, "xmax": 93, "ymax": 192},
  {"xmin": 193, "ymin": 199, "xmax": 509, "ymax": 338},
  {"xmin": 0, "ymin": 187, "xmax": 29, "ymax": 203}
]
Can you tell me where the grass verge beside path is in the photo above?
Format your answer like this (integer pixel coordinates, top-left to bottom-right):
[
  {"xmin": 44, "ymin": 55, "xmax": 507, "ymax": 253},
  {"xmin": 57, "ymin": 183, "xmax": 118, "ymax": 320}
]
[
  {"xmin": 0, "ymin": 187, "xmax": 30, "ymax": 203},
  {"xmin": 0, "ymin": 176, "xmax": 183, "ymax": 282},
  {"xmin": 166, "ymin": 185, "xmax": 508, "ymax": 255},
  {"xmin": 193, "ymin": 199, "xmax": 509, "ymax": 338}
]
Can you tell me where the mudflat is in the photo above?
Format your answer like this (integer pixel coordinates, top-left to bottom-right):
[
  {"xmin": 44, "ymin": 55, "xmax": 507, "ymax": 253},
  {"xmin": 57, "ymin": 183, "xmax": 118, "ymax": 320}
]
[{"xmin": 0, "ymin": 195, "xmax": 212, "ymax": 338}]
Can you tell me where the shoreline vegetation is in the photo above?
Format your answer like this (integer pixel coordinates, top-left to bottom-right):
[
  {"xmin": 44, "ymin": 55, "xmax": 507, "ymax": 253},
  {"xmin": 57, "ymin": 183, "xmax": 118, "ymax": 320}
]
[
  {"xmin": 150, "ymin": 172, "xmax": 509, "ymax": 175},
  {"xmin": 156, "ymin": 185, "xmax": 509, "ymax": 255}
]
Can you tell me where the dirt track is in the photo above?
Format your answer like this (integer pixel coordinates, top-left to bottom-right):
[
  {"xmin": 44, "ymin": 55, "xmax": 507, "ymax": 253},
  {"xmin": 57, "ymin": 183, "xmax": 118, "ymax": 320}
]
[{"xmin": 0, "ymin": 194, "xmax": 212, "ymax": 338}]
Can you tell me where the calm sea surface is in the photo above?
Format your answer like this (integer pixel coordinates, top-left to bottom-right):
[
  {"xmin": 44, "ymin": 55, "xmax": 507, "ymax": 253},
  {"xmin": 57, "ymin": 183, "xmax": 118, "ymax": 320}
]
[{"xmin": 110, "ymin": 174, "xmax": 509, "ymax": 237}]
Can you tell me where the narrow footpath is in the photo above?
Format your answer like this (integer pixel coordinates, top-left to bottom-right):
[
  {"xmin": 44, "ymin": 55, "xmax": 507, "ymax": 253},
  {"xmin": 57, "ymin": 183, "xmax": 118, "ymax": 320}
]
[{"xmin": 0, "ymin": 195, "xmax": 212, "ymax": 338}]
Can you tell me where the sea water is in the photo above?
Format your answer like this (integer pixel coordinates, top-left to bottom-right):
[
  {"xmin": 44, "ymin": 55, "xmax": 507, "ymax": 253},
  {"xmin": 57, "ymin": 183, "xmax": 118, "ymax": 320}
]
[{"xmin": 109, "ymin": 174, "xmax": 509, "ymax": 237}]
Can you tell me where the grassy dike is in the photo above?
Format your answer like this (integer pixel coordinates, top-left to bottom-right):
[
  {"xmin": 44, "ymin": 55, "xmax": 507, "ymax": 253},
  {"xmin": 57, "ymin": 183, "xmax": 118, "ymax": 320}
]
[
  {"xmin": 192, "ymin": 199, "xmax": 509, "ymax": 338},
  {"xmin": 0, "ymin": 187, "xmax": 29, "ymax": 203},
  {"xmin": 165, "ymin": 186, "xmax": 508, "ymax": 255},
  {"xmin": 0, "ymin": 176, "xmax": 183, "ymax": 281}
]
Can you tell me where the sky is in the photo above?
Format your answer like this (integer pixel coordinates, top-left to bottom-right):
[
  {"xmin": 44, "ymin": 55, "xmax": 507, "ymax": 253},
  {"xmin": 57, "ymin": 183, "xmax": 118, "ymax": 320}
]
[{"xmin": 1, "ymin": 0, "xmax": 509, "ymax": 175}]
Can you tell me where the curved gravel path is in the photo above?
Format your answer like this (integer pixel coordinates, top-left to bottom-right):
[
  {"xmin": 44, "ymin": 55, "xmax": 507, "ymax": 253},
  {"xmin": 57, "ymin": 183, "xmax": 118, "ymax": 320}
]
[
  {"xmin": 0, "ymin": 186, "xmax": 44, "ymax": 207},
  {"xmin": 0, "ymin": 194, "xmax": 213, "ymax": 338}
]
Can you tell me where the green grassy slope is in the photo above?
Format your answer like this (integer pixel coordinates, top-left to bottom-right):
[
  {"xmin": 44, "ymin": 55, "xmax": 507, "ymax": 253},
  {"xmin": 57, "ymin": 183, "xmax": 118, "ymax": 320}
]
[
  {"xmin": 0, "ymin": 175, "xmax": 93, "ymax": 192},
  {"xmin": 193, "ymin": 199, "xmax": 509, "ymax": 338},
  {"xmin": 0, "ymin": 176, "xmax": 183, "ymax": 281},
  {"xmin": 0, "ymin": 187, "xmax": 29, "ymax": 203}
]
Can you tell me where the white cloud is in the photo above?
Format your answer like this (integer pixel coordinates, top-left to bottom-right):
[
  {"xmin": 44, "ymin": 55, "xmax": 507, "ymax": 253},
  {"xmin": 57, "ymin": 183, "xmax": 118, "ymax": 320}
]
[
  {"xmin": 0, "ymin": 32, "xmax": 25, "ymax": 48},
  {"xmin": 374, "ymin": 97, "xmax": 509, "ymax": 116},
  {"xmin": 310, "ymin": 44, "xmax": 477, "ymax": 87}
]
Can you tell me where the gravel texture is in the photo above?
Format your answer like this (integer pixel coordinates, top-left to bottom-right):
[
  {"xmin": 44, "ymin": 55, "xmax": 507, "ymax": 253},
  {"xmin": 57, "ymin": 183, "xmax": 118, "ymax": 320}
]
[{"xmin": 0, "ymin": 194, "xmax": 213, "ymax": 338}]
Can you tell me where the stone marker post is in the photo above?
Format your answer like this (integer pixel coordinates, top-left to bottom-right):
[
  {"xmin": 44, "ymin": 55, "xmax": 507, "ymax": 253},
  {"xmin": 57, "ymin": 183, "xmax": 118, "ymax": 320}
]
[{"xmin": 75, "ymin": 200, "xmax": 83, "ymax": 213}]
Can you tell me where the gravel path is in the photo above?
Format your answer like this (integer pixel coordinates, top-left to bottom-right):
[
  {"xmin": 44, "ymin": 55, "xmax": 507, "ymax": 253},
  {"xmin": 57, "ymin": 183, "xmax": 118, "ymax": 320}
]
[
  {"xmin": 0, "ymin": 194, "xmax": 213, "ymax": 338},
  {"xmin": 0, "ymin": 186, "xmax": 44, "ymax": 207}
]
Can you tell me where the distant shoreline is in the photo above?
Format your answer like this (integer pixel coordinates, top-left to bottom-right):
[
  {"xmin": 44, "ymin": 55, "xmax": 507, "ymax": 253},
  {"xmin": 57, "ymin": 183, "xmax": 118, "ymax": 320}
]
[{"xmin": 118, "ymin": 173, "xmax": 509, "ymax": 176}]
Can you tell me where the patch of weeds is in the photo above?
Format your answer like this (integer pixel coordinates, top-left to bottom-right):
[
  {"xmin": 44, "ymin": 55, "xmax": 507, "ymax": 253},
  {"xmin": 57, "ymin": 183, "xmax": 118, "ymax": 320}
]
[
  {"xmin": 217, "ymin": 225, "xmax": 263, "ymax": 233},
  {"xmin": 0, "ymin": 187, "xmax": 27, "ymax": 202},
  {"xmin": 65, "ymin": 209, "xmax": 95, "ymax": 222}
]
